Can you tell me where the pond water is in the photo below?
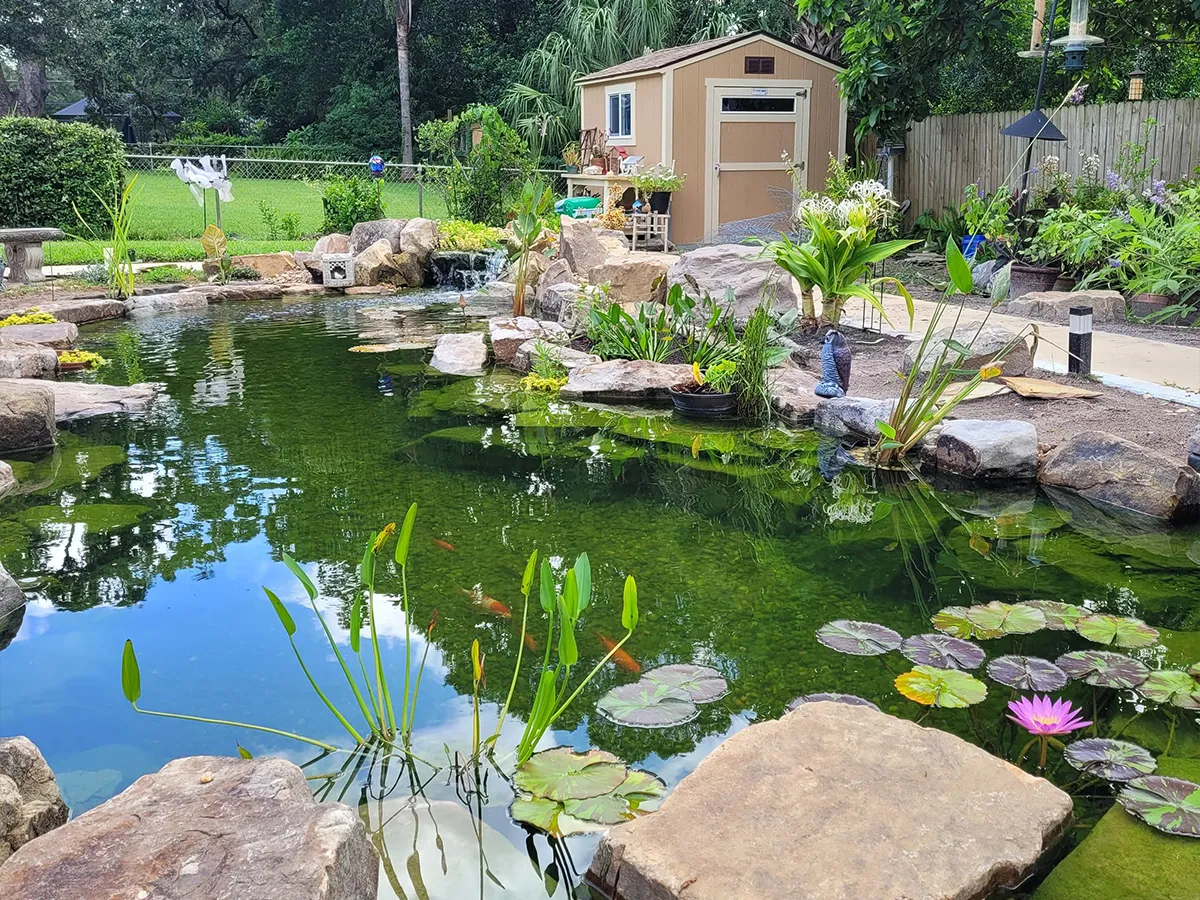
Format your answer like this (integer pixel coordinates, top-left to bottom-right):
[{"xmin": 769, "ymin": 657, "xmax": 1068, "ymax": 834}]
[{"xmin": 1, "ymin": 291, "xmax": 1198, "ymax": 897}]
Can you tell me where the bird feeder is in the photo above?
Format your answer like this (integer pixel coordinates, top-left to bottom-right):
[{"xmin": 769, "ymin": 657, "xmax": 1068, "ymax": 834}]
[
  {"xmin": 1050, "ymin": 0, "xmax": 1103, "ymax": 72},
  {"xmin": 322, "ymin": 253, "xmax": 354, "ymax": 288},
  {"xmin": 1128, "ymin": 69, "xmax": 1146, "ymax": 102}
]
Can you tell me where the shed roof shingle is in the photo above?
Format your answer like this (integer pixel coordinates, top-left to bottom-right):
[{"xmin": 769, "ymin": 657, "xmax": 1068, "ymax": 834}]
[{"xmin": 579, "ymin": 33, "xmax": 753, "ymax": 83}]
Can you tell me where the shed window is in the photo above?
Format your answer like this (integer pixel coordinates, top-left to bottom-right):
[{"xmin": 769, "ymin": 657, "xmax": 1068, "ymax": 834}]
[
  {"xmin": 606, "ymin": 84, "xmax": 634, "ymax": 142},
  {"xmin": 744, "ymin": 56, "xmax": 775, "ymax": 74},
  {"xmin": 721, "ymin": 97, "xmax": 795, "ymax": 114}
]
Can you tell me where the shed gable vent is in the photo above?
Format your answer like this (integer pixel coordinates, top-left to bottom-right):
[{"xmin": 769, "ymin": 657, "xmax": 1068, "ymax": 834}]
[{"xmin": 744, "ymin": 56, "xmax": 775, "ymax": 74}]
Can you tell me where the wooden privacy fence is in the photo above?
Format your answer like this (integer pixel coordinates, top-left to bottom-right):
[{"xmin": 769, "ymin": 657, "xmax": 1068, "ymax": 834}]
[{"xmin": 897, "ymin": 99, "xmax": 1200, "ymax": 226}]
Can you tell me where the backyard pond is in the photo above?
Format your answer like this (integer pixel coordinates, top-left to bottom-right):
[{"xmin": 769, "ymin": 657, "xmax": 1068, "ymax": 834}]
[{"xmin": 1, "ymin": 291, "xmax": 1198, "ymax": 898}]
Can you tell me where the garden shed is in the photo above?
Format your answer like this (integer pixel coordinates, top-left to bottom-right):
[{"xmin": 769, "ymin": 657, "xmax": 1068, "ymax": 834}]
[{"xmin": 578, "ymin": 31, "xmax": 847, "ymax": 244}]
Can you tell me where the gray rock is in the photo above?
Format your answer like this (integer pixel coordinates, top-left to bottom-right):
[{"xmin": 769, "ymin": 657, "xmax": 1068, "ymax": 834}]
[
  {"xmin": 487, "ymin": 316, "xmax": 567, "ymax": 366},
  {"xmin": 1000, "ymin": 290, "xmax": 1126, "ymax": 324},
  {"xmin": 349, "ymin": 218, "xmax": 408, "ymax": 255},
  {"xmin": 0, "ymin": 755, "xmax": 377, "ymax": 900},
  {"xmin": 1038, "ymin": 430, "xmax": 1200, "ymax": 523},
  {"xmin": 534, "ymin": 259, "xmax": 574, "ymax": 310},
  {"xmin": 813, "ymin": 396, "xmax": 896, "ymax": 441},
  {"xmin": 667, "ymin": 244, "xmax": 801, "ymax": 319},
  {"xmin": 769, "ymin": 367, "xmax": 820, "ymax": 426},
  {"xmin": 513, "ymin": 339, "xmax": 599, "ymax": 374},
  {"xmin": 588, "ymin": 703, "xmax": 1073, "ymax": 900},
  {"xmin": 559, "ymin": 216, "xmax": 609, "ymax": 276},
  {"xmin": 124, "ymin": 290, "xmax": 209, "ymax": 319},
  {"xmin": 0, "ymin": 380, "xmax": 55, "ymax": 452},
  {"xmin": 474, "ymin": 281, "xmax": 516, "ymax": 308},
  {"xmin": 430, "ymin": 332, "xmax": 488, "ymax": 376},
  {"xmin": 0, "ymin": 561, "xmax": 25, "ymax": 650},
  {"xmin": 971, "ymin": 259, "xmax": 998, "ymax": 293},
  {"xmin": 0, "ymin": 736, "xmax": 69, "ymax": 865},
  {"xmin": 198, "ymin": 283, "xmax": 283, "ymax": 303},
  {"xmin": 929, "ymin": 419, "xmax": 1038, "ymax": 480},
  {"xmin": 0, "ymin": 379, "xmax": 157, "ymax": 423},
  {"xmin": 588, "ymin": 253, "xmax": 678, "ymax": 305},
  {"xmin": 0, "ymin": 461, "xmax": 13, "ymax": 498},
  {"xmin": 1190, "ymin": 426, "xmax": 1200, "ymax": 471},
  {"xmin": 0, "ymin": 337, "xmax": 58, "ymax": 378},
  {"xmin": 538, "ymin": 282, "xmax": 588, "ymax": 334},
  {"xmin": 353, "ymin": 240, "xmax": 402, "ymax": 287},
  {"xmin": 312, "ymin": 233, "xmax": 351, "ymax": 257},
  {"xmin": 561, "ymin": 360, "xmax": 692, "ymax": 401},
  {"xmin": 0, "ymin": 322, "xmax": 77, "ymax": 350},
  {"xmin": 20, "ymin": 298, "xmax": 126, "ymax": 325},
  {"xmin": 903, "ymin": 323, "xmax": 1033, "ymax": 378}
]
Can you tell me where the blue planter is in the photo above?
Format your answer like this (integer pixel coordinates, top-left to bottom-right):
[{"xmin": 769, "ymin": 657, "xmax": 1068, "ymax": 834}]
[{"xmin": 961, "ymin": 235, "xmax": 986, "ymax": 262}]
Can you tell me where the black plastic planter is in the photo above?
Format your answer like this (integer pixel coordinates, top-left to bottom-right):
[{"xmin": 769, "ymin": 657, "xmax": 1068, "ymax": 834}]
[
  {"xmin": 648, "ymin": 191, "xmax": 672, "ymax": 213},
  {"xmin": 669, "ymin": 388, "xmax": 737, "ymax": 419}
]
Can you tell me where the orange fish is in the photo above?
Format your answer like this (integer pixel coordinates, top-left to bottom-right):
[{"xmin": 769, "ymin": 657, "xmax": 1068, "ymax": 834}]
[
  {"xmin": 459, "ymin": 587, "xmax": 511, "ymax": 619},
  {"xmin": 523, "ymin": 631, "xmax": 537, "ymax": 652},
  {"xmin": 432, "ymin": 538, "xmax": 455, "ymax": 551},
  {"xmin": 597, "ymin": 632, "xmax": 641, "ymax": 674}
]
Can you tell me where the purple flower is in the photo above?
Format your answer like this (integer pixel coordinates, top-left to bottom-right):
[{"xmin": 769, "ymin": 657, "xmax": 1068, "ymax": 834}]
[
  {"xmin": 1143, "ymin": 179, "xmax": 1168, "ymax": 206},
  {"xmin": 1108, "ymin": 257, "xmax": 1122, "ymax": 268},
  {"xmin": 1107, "ymin": 170, "xmax": 1125, "ymax": 192},
  {"xmin": 1008, "ymin": 695, "xmax": 1092, "ymax": 736},
  {"xmin": 1068, "ymin": 84, "xmax": 1087, "ymax": 105}
]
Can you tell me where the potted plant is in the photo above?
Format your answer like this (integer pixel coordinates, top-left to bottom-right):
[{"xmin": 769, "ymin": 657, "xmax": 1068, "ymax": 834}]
[
  {"xmin": 632, "ymin": 164, "xmax": 686, "ymax": 213},
  {"xmin": 959, "ymin": 184, "xmax": 1010, "ymax": 262},
  {"xmin": 670, "ymin": 361, "xmax": 739, "ymax": 419},
  {"xmin": 562, "ymin": 142, "xmax": 581, "ymax": 174}
]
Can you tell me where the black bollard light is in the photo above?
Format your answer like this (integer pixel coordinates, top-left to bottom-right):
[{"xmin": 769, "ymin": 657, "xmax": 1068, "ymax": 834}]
[{"xmin": 1068, "ymin": 305, "xmax": 1092, "ymax": 375}]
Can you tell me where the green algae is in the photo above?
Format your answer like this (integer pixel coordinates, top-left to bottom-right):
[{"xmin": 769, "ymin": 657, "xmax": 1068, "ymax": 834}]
[{"xmin": 17, "ymin": 503, "xmax": 149, "ymax": 533}]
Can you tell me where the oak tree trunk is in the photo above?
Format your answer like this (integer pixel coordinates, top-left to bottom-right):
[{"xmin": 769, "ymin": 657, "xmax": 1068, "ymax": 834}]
[
  {"xmin": 394, "ymin": 1, "xmax": 415, "ymax": 167},
  {"xmin": 0, "ymin": 66, "xmax": 16, "ymax": 115},
  {"xmin": 16, "ymin": 59, "xmax": 48, "ymax": 117}
]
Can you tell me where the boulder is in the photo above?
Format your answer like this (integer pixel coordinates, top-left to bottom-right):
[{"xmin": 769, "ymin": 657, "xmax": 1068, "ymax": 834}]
[
  {"xmin": 928, "ymin": 419, "xmax": 1038, "ymax": 480},
  {"xmin": 588, "ymin": 703, "xmax": 1073, "ymax": 900},
  {"xmin": 1000, "ymin": 290, "xmax": 1126, "ymax": 324},
  {"xmin": 0, "ymin": 380, "xmax": 55, "ymax": 452},
  {"xmin": 537, "ymin": 283, "xmax": 588, "ymax": 333},
  {"xmin": 430, "ymin": 332, "xmax": 488, "ymax": 376},
  {"xmin": 769, "ymin": 367, "xmax": 820, "ymax": 426},
  {"xmin": 903, "ymin": 323, "xmax": 1033, "ymax": 378},
  {"xmin": 199, "ymin": 283, "xmax": 283, "ymax": 303},
  {"xmin": 0, "ymin": 379, "xmax": 158, "ymax": 423},
  {"xmin": 354, "ymin": 240, "xmax": 401, "ymax": 287},
  {"xmin": 513, "ymin": 339, "xmax": 600, "ymax": 374},
  {"xmin": 487, "ymin": 316, "xmax": 567, "ymax": 367},
  {"xmin": 561, "ymin": 360, "xmax": 692, "ymax": 401},
  {"xmin": 0, "ymin": 337, "xmax": 58, "ymax": 378},
  {"xmin": 476, "ymin": 280, "xmax": 516, "ymax": 307},
  {"xmin": 1038, "ymin": 430, "xmax": 1200, "ymax": 523},
  {"xmin": 17, "ymin": 298, "xmax": 125, "ymax": 325},
  {"xmin": 312, "ymin": 233, "xmax": 351, "ymax": 257},
  {"xmin": 667, "ymin": 244, "xmax": 801, "ymax": 318},
  {"xmin": 588, "ymin": 253, "xmax": 677, "ymax": 305},
  {"xmin": 391, "ymin": 251, "xmax": 427, "ymax": 288},
  {"xmin": 228, "ymin": 252, "xmax": 299, "ymax": 278},
  {"xmin": 559, "ymin": 216, "xmax": 608, "ymax": 275},
  {"xmin": 0, "ymin": 736, "xmax": 69, "ymax": 865},
  {"xmin": 535, "ymin": 259, "xmax": 575, "ymax": 306},
  {"xmin": 0, "ymin": 461, "xmax": 13, "ymax": 498},
  {"xmin": 0, "ymin": 561, "xmax": 25, "ymax": 650},
  {"xmin": 814, "ymin": 396, "xmax": 896, "ymax": 441},
  {"xmin": 399, "ymin": 218, "xmax": 438, "ymax": 268},
  {"xmin": 1189, "ymin": 425, "xmax": 1200, "ymax": 471},
  {"xmin": 0, "ymin": 322, "xmax": 77, "ymax": 350},
  {"xmin": 0, "ymin": 755, "xmax": 377, "ymax": 900},
  {"xmin": 124, "ymin": 290, "xmax": 209, "ymax": 319},
  {"xmin": 502, "ymin": 251, "xmax": 550, "ymax": 291},
  {"xmin": 349, "ymin": 218, "xmax": 408, "ymax": 255}
]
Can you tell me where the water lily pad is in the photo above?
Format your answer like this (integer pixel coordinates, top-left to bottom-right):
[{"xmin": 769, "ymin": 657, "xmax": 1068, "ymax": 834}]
[
  {"xmin": 1076, "ymin": 614, "xmax": 1161, "ymax": 649},
  {"xmin": 596, "ymin": 681, "xmax": 698, "ymax": 729},
  {"xmin": 513, "ymin": 747, "xmax": 627, "ymax": 801},
  {"xmin": 1024, "ymin": 600, "xmax": 1085, "ymax": 631},
  {"xmin": 900, "ymin": 633, "xmax": 986, "ymax": 670},
  {"xmin": 1117, "ymin": 776, "xmax": 1200, "ymax": 837},
  {"xmin": 562, "ymin": 792, "xmax": 636, "ymax": 826},
  {"xmin": 643, "ymin": 664, "xmax": 729, "ymax": 703},
  {"xmin": 1140, "ymin": 670, "xmax": 1200, "ymax": 710},
  {"xmin": 816, "ymin": 620, "xmax": 902, "ymax": 656},
  {"xmin": 965, "ymin": 601, "xmax": 1046, "ymax": 635},
  {"xmin": 786, "ymin": 692, "xmax": 881, "ymax": 713},
  {"xmin": 1064, "ymin": 738, "xmax": 1157, "ymax": 782},
  {"xmin": 1057, "ymin": 651, "xmax": 1150, "ymax": 689},
  {"xmin": 348, "ymin": 343, "xmax": 403, "ymax": 353},
  {"xmin": 509, "ymin": 795, "xmax": 598, "ymax": 837},
  {"xmin": 986, "ymin": 655, "xmax": 1069, "ymax": 692},
  {"xmin": 895, "ymin": 665, "xmax": 988, "ymax": 708},
  {"xmin": 611, "ymin": 770, "xmax": 667, "ymax": 811},
  {"xmin": 17, "ymin": 503, "xmax": 149, "ymax": 533}
]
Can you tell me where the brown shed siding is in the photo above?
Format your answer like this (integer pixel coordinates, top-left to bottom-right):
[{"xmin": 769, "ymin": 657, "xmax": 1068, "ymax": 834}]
[{"xmin": 580, "ymin": 73, "xmax": 664, "ymax": 161}]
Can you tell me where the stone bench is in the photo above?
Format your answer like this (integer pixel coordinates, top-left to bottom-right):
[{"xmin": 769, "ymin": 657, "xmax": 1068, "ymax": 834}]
[{"xmin": 0, "ymin": 228, "xmax": 67, "ymax": 286}]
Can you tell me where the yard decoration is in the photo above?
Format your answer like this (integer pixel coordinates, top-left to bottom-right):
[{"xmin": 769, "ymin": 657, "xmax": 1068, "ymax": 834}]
[{"xmin": 814, "ymin": 330, "xmax": 852, "ymax": 398}]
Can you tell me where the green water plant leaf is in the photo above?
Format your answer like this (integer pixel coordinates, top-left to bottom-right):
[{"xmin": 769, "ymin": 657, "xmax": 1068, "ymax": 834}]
[
  {"xmin": 986, "ymin": 655, "xmax": 1069, "ymax": 692},
  {"xmin": 562, "ymin": 793, "xmax": 635, "ymax": 826},
  {"xmin": 964, "ymin": 602, "xmax": 1046, "ymax": 636},
  {"xmin": 596, "ymin": 681, "xmax": 699, "ymax": 729},
  {"xmin": 1140, "ymin": 670, "xmax": 1200, "ymax": 710},
  {"xmin": 514, "ymin": 748, "xmax": 627, "ymax": 802},
  {"xmin": 1057, "ymin": 651, "xmax": 1150, "ymax": 688},
  {"xmin": 121, "ymin": 639, "xmax": 141, "ymax": 704},
  {"xmin": 611, "ymin": 770, "xmax": 667, "ymax": 810},
  {"xmin": 1076, "ymin": 614, "xmax": 1160, "ymax": 649},
  {"xmin": 1117, "ymin": 776, "xmax": 1200, "ymax": 837},
  {"xmin": 786, "ymin": 692, "xmax": 880, "ymax": 713},
  {"xmin": 1064, "ymin": 738, "xmax": 1157, "ymax": 782},
  {"xmin": 643, "ymin": 664, "xmax": 729, "ymax": 703},
  {"xmin": 263, "ymin": 587, "xmax": 296, "ymax": 636},
  {"xmin": 622, "ymin": 576, "xmax": 639, "ymax": 631},
  {"xmin": 895, "ymin": 665, "xmax": 988, "ymax": 708},
  {"xmin": 282, "ymin": 552, "xmax": 317, "ymax": 601},
  {"xmin": 931, "ymin": 606, "xmax": 1001, "ymax": 640},
  {"xmin": 816, "ymin": 620, "xmax": 903, "ymax": 656},
  {"xmin": 509, "ymin": 796, "xmax": 586, "ymax": 837},
  {"xmin": 900, "ymin": 634, "xmax": 986, "ymax": 670},
  {"xmin": 1024, "ymin": 600, "xmax": 1085, "ymax": 631},
  {"xmin": 395, "ymin": 502, "xmax": 417, "ymax": 567}
]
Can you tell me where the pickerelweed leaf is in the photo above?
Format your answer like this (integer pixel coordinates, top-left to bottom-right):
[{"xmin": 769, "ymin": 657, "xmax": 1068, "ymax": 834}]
[
  {"xmin": 121, "ymin": 639, "xmax": 141, "ymax": 704},
  {"xmin": 643, "ymin": 664, "xmax": 729, "ymax": 703},
  {"xmin": 895, "ymin": 665, "xmax": 988, "ymax": 708},
  {"xmin": 1064, "ymin": 738, "xmax": 1157, "ymax": 782},
  {"xmin": 1117, "ymin": 776, "xmax": 1200, "ymax": 837},
  {"xmin": 574, "ymin": 553, "xmax": 591, "ymax": 612},
  {"xmin": 1057, "ymin": 651, "xmax": 1150, "ymax": 688},
  {"xmin": 264, "ymin": 587, "xmax": 296, "ymax": 636},
  {"xmin": 513, "ymin": 747, "xmax": 628, "ymax": 802},
  {"xmin": 1076, "ymin": 614, "xmax": 1160, "ymax": 649},
  {"xmin": 1024, "ymin": 600, "xmax": 1085, "ymax": 631},
  {"xmin": 394, "ymin": 502, "xmax": 417, "ymax": 567},
  {"xmin": 596, "ymin": 681, "xmax": 699, "ymax": 729},
  {"xmin": 900, "ymin": 633, "xmax": 986, "ymax": 670},
  {"xmin": 816, "ymin": 620, "xmax": 903, "ymax": 656},
  {"xmin": 282, "ymin": 552, "xmax": 317, "ymax": 601},
  {"xmin": 965, "ymin": 601, "xmax": 1046, "ymax": 635},
  {"xmin": 986, "ymin": 655, "xmax": 1069, "ymax": 692},
  {"xmin": 1140, "ymin": 670, "xmax": 1200, "ymax": 710},
  {"xmin": 931, "ymin": 606, "xmax": 1002, "ymax": 640},
  {"xmin": 786, "ymin": 693, "xmax": 880, "ymax": 713},
  {"xmin": 349, "ymin": 591, "xmax": 362, "ymax": 654}
]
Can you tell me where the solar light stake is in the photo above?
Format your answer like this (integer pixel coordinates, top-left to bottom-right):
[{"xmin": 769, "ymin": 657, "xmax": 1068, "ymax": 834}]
[{"xmin": 1068, "ymin": 305, "xmax": 1092, "ymax": 375}]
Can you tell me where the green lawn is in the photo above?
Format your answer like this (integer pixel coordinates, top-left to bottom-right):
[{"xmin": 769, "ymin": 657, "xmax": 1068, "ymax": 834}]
[{"xmin": 45, "ymin": 238, "xmax": 313, "ymax": 266}]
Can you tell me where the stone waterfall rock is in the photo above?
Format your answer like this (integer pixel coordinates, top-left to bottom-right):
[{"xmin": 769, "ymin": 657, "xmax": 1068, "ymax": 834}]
[
  {"xmin": 559, "ymin": 216, "xmax": 609, "ymax": 276},
  {"xmin": 928, "ymin": 419, "xmax": 1039, "ymax": 480},
  {"xmin": 587, "ymin": 702, "xmax": 1073, "ymax": 900},
  {"xmin": 430, "ymin": 332, "xmax": 488, "ymax": 376},
  {"xmin": 560, "ymin": 360, "xmax": 692, "ymax": 401},
  {"xmin": 667, "ymin": 244, "xmax": 801, "ymax": 318},
  {"xmin": 354, "ymin": 240, "xmax": 402, "ymax": 287},
  {"xmin": 0, "ymin": 736, "xmax": 70, "ymax": 865},
  {"xmin": 0, "ymin": 755, "xmax": 378, "ymax": 900},
  {"xmin": 0, "ymin": 379, "xmax": 55, "ymax": 453},
  {"xmin": 349, "ymin": 218, "xmax": 409, "ymax": 255},
  {"xmin": 537, "ymin": 283, "xmax": 588, "ymax": 334},
  {"xmin": 903, "ymin": 323, "xmax": 1033, "ymax": 378}
]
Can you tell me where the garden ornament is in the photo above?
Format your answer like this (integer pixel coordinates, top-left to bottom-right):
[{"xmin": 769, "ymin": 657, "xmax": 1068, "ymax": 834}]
[
  {"xmin": 170, "ymin": 156, "xmax": 234, "ymax": 207},
  {"xmin": 369, "ymin": 155, "xmax": 385, "ymax": 178},
  {"xmin": 815, "ymin": 330, "xmax": 851, "ymax": 398}
]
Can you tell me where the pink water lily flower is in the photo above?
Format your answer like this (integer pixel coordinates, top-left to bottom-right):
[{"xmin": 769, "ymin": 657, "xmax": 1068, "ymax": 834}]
[{"xmin": 1008, "ymin": 694, "xmax": 1092, "ymax": 736}]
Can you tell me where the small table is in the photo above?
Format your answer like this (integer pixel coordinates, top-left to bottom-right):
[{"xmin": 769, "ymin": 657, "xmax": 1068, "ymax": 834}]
[
  {"xmin": 0, "ymin": 228, "xmax": 66, "ymax": 287},
  {"xmin": 563, "ymin": 174, "xmax": 635, "ymax": 211},
  {"xmin": 629, "ymin": 213, "xmax": 672, "ymax": 252}
]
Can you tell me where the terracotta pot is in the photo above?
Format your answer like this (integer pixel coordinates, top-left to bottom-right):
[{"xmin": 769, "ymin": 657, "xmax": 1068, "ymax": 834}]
[{"xmin": 1008, "ymin": 264, "xmax": 1060, "ymax": 299}]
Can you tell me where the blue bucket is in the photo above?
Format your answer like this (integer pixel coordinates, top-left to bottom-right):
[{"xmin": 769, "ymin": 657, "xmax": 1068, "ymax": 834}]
[{"xmin": 961, "ymin": 235, "xmax": 986, "ymax": 262}]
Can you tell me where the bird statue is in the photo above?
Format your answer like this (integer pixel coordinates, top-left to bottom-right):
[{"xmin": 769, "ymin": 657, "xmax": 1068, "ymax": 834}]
[
  {"xmin": 170, "ymin": 156, "xmax": 234, "ymax": 207},
  {"xmin": 815, "ymin": 330, "xmax": 852, "ymax": 398}
]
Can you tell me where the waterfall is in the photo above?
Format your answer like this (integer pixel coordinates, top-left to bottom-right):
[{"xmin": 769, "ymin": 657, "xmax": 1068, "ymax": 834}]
[{"xmin": 430, "ymin": 250, "xmax": 507, "ymax": 291}]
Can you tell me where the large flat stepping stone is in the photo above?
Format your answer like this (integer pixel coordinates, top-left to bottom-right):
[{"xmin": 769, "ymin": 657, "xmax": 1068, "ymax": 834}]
[
  {"xmin": 0, "ymin": 755, "xmax": 377, "ymax": 900},
  {"xmin": 430, "ymin": 332, "xmax": 488, "ymax": 376},
  {"xmin": 18, "ymin": 298, "xmax": 127, "ymax": 325},
  {"xmin": 0, "ymin": 379, "xmax": 158, "ymax": 422},
  {"xmin": 588, "ymin": 703, "xmax": 1073, "ymax": 900},
  {"xmin": 0, "ymin": 322, "xmax": 78, "ymax": 349}
]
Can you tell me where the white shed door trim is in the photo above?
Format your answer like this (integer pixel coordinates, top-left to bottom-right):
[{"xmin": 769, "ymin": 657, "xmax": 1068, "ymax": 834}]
[{"xmin": 703, "ymin": 78, "xmax": 811, "ymax": 239}]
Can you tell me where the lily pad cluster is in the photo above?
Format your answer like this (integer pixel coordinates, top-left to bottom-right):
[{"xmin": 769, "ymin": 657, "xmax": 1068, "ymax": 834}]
[
  {"xmin": 509, "ymin": 747, "xmax": 666, "ymax": 837},
  {"xmin": 596, "ymin": 664, "xmax": 729, "ymax": 729}
]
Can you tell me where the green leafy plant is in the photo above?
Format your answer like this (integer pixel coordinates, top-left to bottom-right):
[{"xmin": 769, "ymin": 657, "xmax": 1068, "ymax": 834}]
[
  {"xmin": 631, "ymin": 164, "xmax": 686, "ymax": 195},
  {"xmin": 320, "ymin": 172, "xmax": 384, "ymax": 234},
  {"xmin": 0, "ymin": 309, "xmax": 57, "ymax": 328},
  {"xmin": 201, "ymin": 224, "xmax": 233, "ymax": 285},
  {"xmin": 437, "ymin": 219, "xmax": 504, "ymax": 252},
  {"xmin": 698, "ymin": 359, "xmax": 738, "ymax": 394},
  {"xmin": 114, "ymin": 331, "xmax": 145, "ymax": 385},
  {"xmin": 71, "ymin": 176, "xmax": 140, "ymax": 300},
  {"xmin": 280, "ymin": 213, "xmax": 304, "ymax": 241},
  {"xmin": 57, "ymin": 349, "xmax": 107, "ymax": 368},
  {"xmin": 588, "ymin": 301, "xmax": 673, "ymax": 362},
  {"xmin": 512, "ymin": 179, "xmax": 555, "ymax": 317},
  {"xmin": 562, "ymin": 141, "xmax": 582, "ymax": 169},
  {"xmin": 960, "ymin": 183, "xmax": 1012, "ymax": 243},
  {"xmin": 521, "ymin": 341, "xmax": 569, "ymax": 392},
  {"xmin": 258, "ymin": 200, "xmax": 282, "ymax": 240},
  {"xmin": 666, "ymin": 282, "xmax": 738, "ymax": 368}
]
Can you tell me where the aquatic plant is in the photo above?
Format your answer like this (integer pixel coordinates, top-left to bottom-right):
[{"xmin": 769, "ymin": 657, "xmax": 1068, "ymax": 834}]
[
  {"xmin": 816, "ymin": 620, "xmax": 902, "ymax": 656},
  {"xmin": 595, "ymin": 664, "xmax": 729, "ymax": 729},
  {"xmin": 899, "ymin": 633, "xmax": 985, "ymax": 670},
  {"xmin": 511, "ymin": 178, "xmax": 554, "ymax": 317},
  {"xmin": 1075, "ymin": 614, "xmax": 1160, "ymax": 649},
  {"xmin": 588, "ymin": 301, "xmax": 674, "ymax": 363},
  {"xmin": 1057, "ymin": 651, "xmax": 1151, "ymax": 689},
  {"xmin": 895, "ymin": 665, "xmax": 988, "ymax": 709},
  {"xmin": 665, "ymin": 282, "xmax": 738, "ymax": 369},
  {"xmin": 986, "ymin": 656, "xmax": 1070, "ymax": 692},
  {"xmin": 57, "ymin": 349, "xmax": 107, "ymax": 368},
  {"xmin": 71, "ymin": 175, "xmax": 139, "ymax": 300},
  {"xmin": 1117, "ymin": 776, "xmax": 1200, "ymax": 837},
  {"xmin": 1063, "ymin": 738, "xmax": 1157, "ymax": 782},
  {"xmin": 1009, "ymin": 695, "xmax": 1092, "ymax": 771}
]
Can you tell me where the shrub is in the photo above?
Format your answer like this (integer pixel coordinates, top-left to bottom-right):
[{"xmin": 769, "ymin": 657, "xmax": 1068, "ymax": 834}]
[
  {"xmin": 320, "ymin": 173, "xmax": 384, "ymax": 234},
  {"xmin": 437, "ymin": 219, "xmax": 504, "ymax": 252},
  {"xmin": 0, "ymin": 117, "xmax": 126, "ymax": 232}
]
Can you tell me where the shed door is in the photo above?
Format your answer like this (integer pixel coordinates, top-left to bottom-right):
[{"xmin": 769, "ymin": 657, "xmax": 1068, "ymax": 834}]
[{"xmin": 705, "ymin": 81, "xmax": 810, "ymax": 238}]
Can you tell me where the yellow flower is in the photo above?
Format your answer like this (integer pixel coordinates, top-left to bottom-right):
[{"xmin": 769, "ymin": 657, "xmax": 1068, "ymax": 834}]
[
  {"xmin": 372, "ymin": 522, "xmax": 396, "ymax": 552},
  {"xmin": 979, "ymin": 365, "xmax": 1002, "ymax": 380}
]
